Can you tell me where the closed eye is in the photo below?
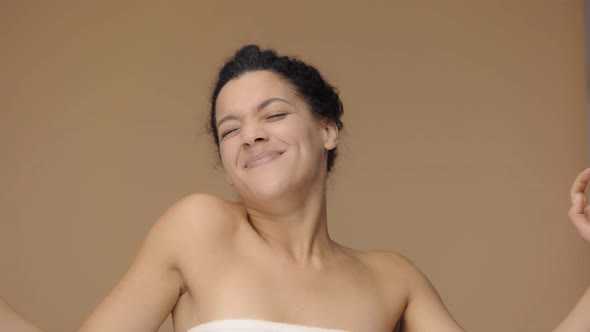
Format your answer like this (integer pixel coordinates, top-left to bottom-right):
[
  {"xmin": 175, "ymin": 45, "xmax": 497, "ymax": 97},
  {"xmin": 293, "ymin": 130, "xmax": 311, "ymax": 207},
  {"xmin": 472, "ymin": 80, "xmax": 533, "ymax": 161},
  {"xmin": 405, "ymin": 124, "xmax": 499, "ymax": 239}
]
[
  {"xmin": 220, "ymin": 128, "xmax": 238, "ymax": 139},
  {"xmin": 267, "ymin": 113, "xmax": 287, "ymax": 120}
]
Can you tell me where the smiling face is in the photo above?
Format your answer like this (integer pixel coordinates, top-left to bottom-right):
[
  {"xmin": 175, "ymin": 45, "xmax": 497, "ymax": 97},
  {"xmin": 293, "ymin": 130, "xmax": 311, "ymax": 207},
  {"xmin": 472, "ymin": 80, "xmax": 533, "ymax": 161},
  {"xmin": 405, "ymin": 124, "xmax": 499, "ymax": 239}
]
[{"xmin": 214, "ymin": 70, "xmax": 338, "ymax": 203}]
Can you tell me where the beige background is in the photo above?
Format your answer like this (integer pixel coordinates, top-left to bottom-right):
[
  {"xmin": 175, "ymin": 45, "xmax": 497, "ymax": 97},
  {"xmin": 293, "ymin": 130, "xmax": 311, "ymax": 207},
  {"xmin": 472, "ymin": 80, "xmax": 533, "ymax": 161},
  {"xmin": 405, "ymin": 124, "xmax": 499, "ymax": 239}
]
[{"xmin": 1, "ymin": 1, "xmax": 588, "ymax": 331}]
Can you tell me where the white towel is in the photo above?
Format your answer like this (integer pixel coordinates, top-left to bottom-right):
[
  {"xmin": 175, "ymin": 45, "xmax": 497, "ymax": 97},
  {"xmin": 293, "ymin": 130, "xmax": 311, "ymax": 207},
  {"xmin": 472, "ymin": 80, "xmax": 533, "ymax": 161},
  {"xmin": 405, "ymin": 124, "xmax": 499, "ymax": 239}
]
[{"xmin": 187, "ymin": 319, "xmax": 351, "ymax": 332}]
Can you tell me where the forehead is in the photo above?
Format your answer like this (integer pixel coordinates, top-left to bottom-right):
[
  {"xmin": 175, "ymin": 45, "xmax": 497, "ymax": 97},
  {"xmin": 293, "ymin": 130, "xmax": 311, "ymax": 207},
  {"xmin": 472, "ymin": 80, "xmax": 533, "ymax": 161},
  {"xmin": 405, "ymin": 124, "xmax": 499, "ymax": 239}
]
[{"xmin": 216, "ymin": 71, "xmax": 299, "ymax": 114}]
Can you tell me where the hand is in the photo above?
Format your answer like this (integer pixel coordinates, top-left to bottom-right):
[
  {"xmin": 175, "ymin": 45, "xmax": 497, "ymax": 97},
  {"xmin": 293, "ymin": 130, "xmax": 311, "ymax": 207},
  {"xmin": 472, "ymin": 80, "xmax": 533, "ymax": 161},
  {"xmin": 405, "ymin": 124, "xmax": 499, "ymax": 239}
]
[{"xmin": 568, "ymin": 168, "xmax": 590, "ymax": 244}]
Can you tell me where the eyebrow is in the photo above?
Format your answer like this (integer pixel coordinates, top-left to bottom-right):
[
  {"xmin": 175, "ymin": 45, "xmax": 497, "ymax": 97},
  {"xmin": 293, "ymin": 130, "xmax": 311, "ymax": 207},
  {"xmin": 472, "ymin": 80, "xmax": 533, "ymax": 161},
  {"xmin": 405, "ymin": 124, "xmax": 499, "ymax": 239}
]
[{"xmin": 216, "ymin": 97, "xmax": 291, "ymax": 129}]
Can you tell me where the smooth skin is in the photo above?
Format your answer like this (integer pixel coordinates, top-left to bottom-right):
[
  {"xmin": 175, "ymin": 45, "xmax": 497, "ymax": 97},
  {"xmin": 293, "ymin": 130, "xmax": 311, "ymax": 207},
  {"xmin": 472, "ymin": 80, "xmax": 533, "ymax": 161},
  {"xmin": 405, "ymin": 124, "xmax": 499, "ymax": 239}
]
[
  {"xmin": 553, "ymin": 167, "xmax": 590, "ymax": 332},
  {"xmin": 0, "ymin": 298, "xmax": 43, "ymax": 332},
  {"xmin": 77, "ymin": 71, "xmax": 465, "ymax": 332},
  {"xmin": 2, "ymin": 71, "xmax": 589, "ymax": 332}
]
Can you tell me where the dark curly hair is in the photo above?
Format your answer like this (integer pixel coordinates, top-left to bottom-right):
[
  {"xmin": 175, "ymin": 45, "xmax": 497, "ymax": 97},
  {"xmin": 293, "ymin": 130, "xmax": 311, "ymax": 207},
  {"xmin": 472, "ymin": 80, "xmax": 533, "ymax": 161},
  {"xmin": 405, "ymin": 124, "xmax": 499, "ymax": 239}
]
[{"xmin": 208, "ymin": 45, "xmax": 344, "ymax": 172}]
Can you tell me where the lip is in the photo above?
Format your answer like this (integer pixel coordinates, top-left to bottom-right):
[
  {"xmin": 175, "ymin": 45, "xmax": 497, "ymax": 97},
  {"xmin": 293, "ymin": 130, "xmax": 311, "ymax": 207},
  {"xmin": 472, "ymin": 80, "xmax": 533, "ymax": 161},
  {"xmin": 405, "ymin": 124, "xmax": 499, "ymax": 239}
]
[{"xmin": 244, "ymin": 150, "xmax": 284, "ymax": 169}]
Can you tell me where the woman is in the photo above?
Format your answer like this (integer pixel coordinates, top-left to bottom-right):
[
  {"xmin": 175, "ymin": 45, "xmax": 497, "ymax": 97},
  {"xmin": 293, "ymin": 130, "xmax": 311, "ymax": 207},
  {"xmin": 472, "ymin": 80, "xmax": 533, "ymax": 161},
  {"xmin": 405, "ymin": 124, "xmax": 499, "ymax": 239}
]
[
  {"xmin": 81, "ymin": 45, "xmax": 464, "ymax": 332},
  {"xmin": 3, "ymin": 45, "xmax": 590, "ymax": 332}
]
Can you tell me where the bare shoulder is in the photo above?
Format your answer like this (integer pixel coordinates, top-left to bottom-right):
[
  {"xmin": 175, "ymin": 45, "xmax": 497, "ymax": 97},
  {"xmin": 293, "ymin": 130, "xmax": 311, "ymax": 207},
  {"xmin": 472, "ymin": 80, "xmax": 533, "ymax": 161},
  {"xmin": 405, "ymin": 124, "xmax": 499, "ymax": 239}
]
[
  {"xmin": 76, "ymin": 193, "xmax": 241, "ymax": 331},
  {"xmin": 333, "ymin": 246, "xmax": 420, "ymax": 293},
  {"xmin": 153, "ymin": 193, "xmax": 240, "ymax": 239},
  {"xmin": 332, "ymin": 247, "xmax": 414, "ymax": 325},
  {"xmin": 161, "ymin": 193, "xmax": 237, "ymax": 221},
  {"xmin": 339, "ymin": 248, "xmax": 438, "ymax": 294},
  {"xmin": 361, "ymin": 250, "xmax": 436, "ymax": 292},
  {"xmin": 342, "ymin": 247, "xmax": 419, "ymax": 280},
  {"xmin": 138, "ymin": 193, "xmax": 242, "ymax": 269},
  {"xmin": 351, "ymin": 250, "xmax": 464, "ymax": 331}
]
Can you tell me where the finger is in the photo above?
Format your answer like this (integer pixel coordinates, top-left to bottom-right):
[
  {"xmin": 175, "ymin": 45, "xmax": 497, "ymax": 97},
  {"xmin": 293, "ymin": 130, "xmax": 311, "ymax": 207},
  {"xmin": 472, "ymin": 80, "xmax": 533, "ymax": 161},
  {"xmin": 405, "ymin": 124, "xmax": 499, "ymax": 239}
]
[
  {"xmin": 569, "ymin": 203, "xmax": 590, "ymax": 241},
  {"xmin": 570, "ymin": 168, "xmax": 590, "ymax": 204},
  {"xmin": 572, "ymin": 193, "xmax": 584, "ymax": 214},
  {"xmin": 568, "ymin": 197, "xmax": 584, "ymax": 222}
]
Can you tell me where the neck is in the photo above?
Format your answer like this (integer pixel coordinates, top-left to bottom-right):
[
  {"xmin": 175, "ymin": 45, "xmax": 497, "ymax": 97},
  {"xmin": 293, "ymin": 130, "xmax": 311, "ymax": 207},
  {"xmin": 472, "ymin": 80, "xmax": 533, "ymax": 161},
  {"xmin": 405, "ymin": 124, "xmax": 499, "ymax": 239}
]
[{"xmin": 242, "ymin": 181, "xmax": 336, "ymax": 268}]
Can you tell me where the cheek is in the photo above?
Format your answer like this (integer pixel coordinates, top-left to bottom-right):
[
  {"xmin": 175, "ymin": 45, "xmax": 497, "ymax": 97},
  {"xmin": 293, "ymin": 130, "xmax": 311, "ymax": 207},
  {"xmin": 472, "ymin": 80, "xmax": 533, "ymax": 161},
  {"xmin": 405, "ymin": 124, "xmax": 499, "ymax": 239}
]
[
  {"xmin": 288, "ymin": 128, "xmax": 326, "ymax": 165},
  {"xmin": 286, "ymin": 118, "xmax": 319, "ymax": 141},
  {"xmin": 219, "ymin": 144, "xmax": 237, "ymax": 169},
  {"xmin": 299, "ymin": 124, "xmax": 325, "ymax": 150}
]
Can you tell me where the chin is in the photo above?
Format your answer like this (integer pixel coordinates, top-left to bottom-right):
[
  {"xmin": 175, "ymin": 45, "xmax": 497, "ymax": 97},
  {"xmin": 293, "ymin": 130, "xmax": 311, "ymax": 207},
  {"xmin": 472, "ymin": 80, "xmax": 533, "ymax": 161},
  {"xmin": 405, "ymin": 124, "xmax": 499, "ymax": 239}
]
[
  {"xmin": 248, "ymin": 178, "xmax": 292, "ymax": 201},
  {"xmin": 235, "ymin": 161, "xmax": 319, "ymax": 203},
  {"xmin": 237, "ymin": 171, "xmax": 304, "ymax": 204}
]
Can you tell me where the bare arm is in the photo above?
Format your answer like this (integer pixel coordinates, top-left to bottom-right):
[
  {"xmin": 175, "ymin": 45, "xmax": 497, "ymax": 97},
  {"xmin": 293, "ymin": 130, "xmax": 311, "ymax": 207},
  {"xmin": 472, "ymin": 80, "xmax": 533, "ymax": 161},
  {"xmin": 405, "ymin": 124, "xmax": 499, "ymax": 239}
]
[
  {"xmin": 553, "ymin": 286, "xmax": 590, "ymax": 332},
  {"xmin": 553, "ymin": 168, "xmax": 590, "ymax": 332},
  {"xmin": 0, "ymin": 297, "xmax": 43, "ymax": 332},
  {"xmin": 399, "ymin": 257, "xmax": 465, "ymax": 332},
  {"xmin": 77, "ymin": 194, "xmax": 207, "ymax": 332}
]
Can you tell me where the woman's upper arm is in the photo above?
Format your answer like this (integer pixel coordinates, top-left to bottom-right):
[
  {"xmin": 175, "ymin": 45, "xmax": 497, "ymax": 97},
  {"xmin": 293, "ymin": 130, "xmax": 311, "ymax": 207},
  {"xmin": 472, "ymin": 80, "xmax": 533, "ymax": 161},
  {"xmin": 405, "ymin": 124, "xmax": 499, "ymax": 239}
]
[
  {"xmin": 0, "ymin": 297, "xmax": 44, "ymax": 332},
  {"xmin": 398, "ymin": 257, "xmax": 465, "ymax": 332},
  {"xmin": 77, "ymin": 194, "xmax": 208, "ymax": 332}
]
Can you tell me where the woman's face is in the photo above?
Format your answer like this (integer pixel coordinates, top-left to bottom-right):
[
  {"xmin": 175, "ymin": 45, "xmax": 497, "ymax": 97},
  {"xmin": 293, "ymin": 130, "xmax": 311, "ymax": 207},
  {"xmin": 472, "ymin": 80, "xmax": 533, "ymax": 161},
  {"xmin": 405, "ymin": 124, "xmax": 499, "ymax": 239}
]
[{"xmin": 214, "ymin": 70, "xmax": 338, "ymax": 202}]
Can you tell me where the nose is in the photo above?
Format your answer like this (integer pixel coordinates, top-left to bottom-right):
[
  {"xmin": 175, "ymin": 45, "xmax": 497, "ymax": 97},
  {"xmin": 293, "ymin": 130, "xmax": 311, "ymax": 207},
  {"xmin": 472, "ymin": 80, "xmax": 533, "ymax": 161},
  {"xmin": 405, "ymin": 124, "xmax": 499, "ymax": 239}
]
[{"xmin": 241, "ymin": 121, "xmax": 268, "ymax": 147}]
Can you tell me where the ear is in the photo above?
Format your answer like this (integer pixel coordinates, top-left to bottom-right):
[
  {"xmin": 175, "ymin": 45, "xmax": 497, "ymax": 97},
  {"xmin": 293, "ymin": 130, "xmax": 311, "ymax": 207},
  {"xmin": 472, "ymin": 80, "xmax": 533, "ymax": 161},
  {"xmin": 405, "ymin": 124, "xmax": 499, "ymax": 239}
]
[{"xmin": 322, "ymin": 119, "xmax": 339, "ymax": 150}]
